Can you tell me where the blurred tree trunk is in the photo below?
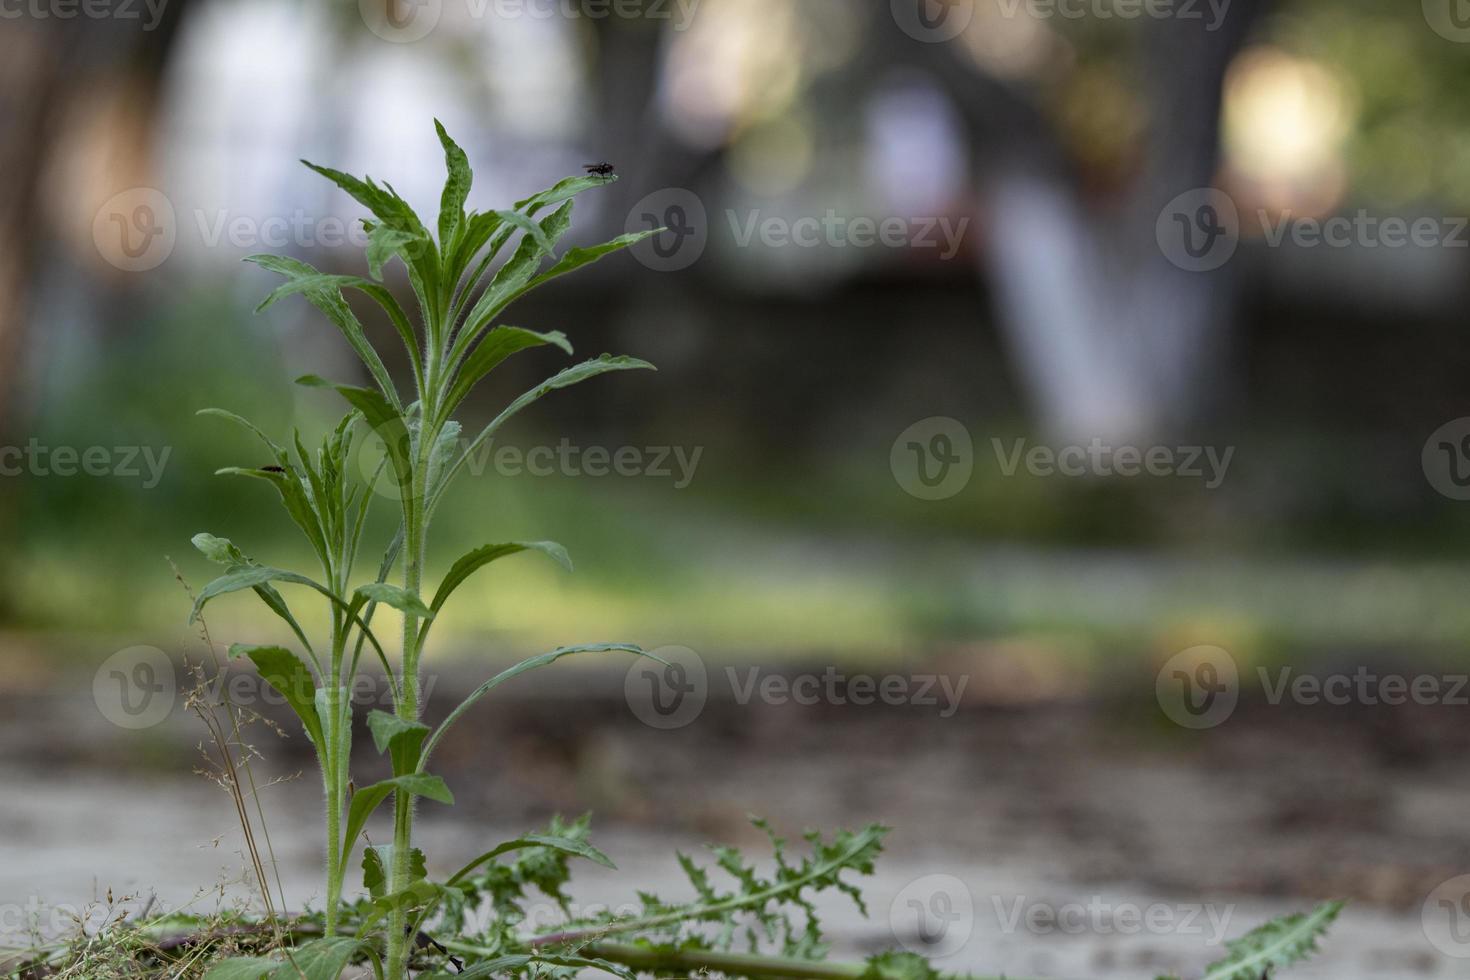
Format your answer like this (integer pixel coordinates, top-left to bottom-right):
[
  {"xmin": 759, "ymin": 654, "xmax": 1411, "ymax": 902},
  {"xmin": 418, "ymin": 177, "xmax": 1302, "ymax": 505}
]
[
  {"xmin": 0, "ymin": 7, "xmax": 186, "ymax": 432},
  {"xmin": 0, "ymin": 22, "xmax": 68, "ymax": 434},
  {"xmin": 888, "ymin": 3, "xmax": 1264, "ymax": 443}
]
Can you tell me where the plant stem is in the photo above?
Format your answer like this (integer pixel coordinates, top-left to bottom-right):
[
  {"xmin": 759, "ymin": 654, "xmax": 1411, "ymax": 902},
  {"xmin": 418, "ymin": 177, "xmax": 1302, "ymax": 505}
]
[
  {"xmin": 422, "ymin": 937, "xmax": 1036, "ymax": 980},
  {"xmin": 321, "ymin": 684, "xmax": 347, "ymax": 936},
  {"xmin": 384, "ymin": 445, "xmax": 431, "ymax": 980}
]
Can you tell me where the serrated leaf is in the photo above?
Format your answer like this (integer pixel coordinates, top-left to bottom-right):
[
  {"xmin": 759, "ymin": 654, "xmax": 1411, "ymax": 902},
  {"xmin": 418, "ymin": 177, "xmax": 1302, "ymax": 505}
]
[
  {"xmin": 1200, "ymin": 902, "xmax": 1344, "ymax": 980},
  {"xmin": 363, "ymin": 843, "xmax": 427, "ymax": 899},
  {"xmin": 447, "ymin": 831, "xmax": 616, "ymax": 885}
]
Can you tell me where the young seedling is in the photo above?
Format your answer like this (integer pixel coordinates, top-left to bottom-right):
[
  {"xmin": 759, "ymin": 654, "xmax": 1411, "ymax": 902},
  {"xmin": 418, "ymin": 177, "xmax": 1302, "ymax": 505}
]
[{"xmin": 41, "ymin": 122, "xmax": 1336, "ymax": 980}]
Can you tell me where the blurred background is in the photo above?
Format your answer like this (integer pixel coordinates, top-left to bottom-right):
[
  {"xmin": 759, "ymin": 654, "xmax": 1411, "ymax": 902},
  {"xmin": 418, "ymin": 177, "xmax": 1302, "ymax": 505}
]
[{"xmin": 3, "ymin": 0, "xmax": 1470, "ymax": 976}]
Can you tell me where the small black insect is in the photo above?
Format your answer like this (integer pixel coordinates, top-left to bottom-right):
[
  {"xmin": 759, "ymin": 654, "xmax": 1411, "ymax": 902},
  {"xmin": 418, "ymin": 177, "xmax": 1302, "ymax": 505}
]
[
  {"xmin": 583, "ymin": 162, "xmax": 616, "ymax": 177},
  {"xmin": 261, "ymin": 465, "xmax": 285, "ymax": 473}
]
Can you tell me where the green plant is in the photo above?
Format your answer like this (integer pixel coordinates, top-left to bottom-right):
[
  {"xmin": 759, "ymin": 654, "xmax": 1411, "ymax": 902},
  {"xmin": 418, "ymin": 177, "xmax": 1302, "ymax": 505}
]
[
  {"xmin": 187, "ymin": 121, "xmax": 659, "ymax": 976},
  {"xmin": 4, "ymin": 123, "xmax": 1343, "ymax": 980}
]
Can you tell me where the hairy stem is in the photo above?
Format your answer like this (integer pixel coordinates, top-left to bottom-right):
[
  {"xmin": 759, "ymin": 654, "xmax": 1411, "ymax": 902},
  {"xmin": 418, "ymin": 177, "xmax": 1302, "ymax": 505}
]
[{"xmin": 384, "ymin": 441, "xmax": 432, "ymax": 980}]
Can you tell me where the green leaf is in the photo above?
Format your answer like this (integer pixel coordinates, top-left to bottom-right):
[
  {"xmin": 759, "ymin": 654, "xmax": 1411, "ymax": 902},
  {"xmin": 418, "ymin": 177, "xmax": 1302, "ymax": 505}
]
[
  {"xmin": 441, "ymin": 356, "xmax": 655, "ymax": 501},
  {"xmin": 344, "ymin": 776, "xmax": 454, "ymax": 869},
  {"xmin": 435, "ymin": 119, "xmax": 473, "ymax": 247},
  {"xmin": 213, "ymin": 464, "xmax": 331, "ymax": 572},
  {"xmin": 188, "ymin": 532, "xmax": 315, "ymax": 655},
  {"xmin": 366, "ymin": 708, "xmax": 430, "ymax": 775},
  {"xmin": 454, "ymin": 201, "xmax": 575, "ymax": 354},
  {"xmin": 861, "ymin": 951, "xmax": 941, "ymax": 980},
  {"xmin": 525, "ymin": 228, "xmax": 662, "ymax": 292},
  {"xmin": 228, "ymin": 644, "xmax": 323, "ymax": 750},
  {"xmin": 201, "ymin": 958, "xmax": 276, "ymax": 980},
  {"xmin": 438, "ymin": 955, "xmax": 531, "ymax": 979},
  {"xmin": 445, "ymin": 953, "xmax": 634, "ymax": 980},
  {"xmin": 269, "ymin": 938, "xmax": 362, "ymax": 980},
  {"xmin": 421, "ymin": 643, "xmax": 656, "ymax": 765},
  {"xmin": 353, "ymin": 582, "xmax": 435, "ymax": 621},
  {"xmin": 446, "ymin": 832, "xmax": 616, "ymax": 885},
  {"xmin": 441, "ymin": 326, "xmax": 573, "ymax": 419},
  {"xmin": 491, "ymin": 209, "xmax": 555, "ymax": 257},
  {"xmin": 1200, "ymin": 902, "xmax": 1344, "ymax": 980},
  {"xmin": 514, "ymin": 173, "xmax": 619, "ymax": 214},
  {"xmin": 190, "ymin": 565, "xmax": 332, "ymax": 624},
  {"xmin": 191, "ymin": 532, "xmax": 245, "ymax": 565},
  {"xmin": 300, "ymin": 161, "xmax": 426, "ymax": 238},
  {"xmin": 430, "ymin": 541, "xmax": 571, "ymax": 615},
  {"xmin": 196, "ymin": 407, "xmax": 283, "ymax": 455},
  {"xmin": 296, "ymin": 376, "xmax": 414, "ymax": 500},
  {"xmin": 366, "ymin": 225, "xmax": 422, "ymax": 282},
  {"xmin": 244, "ymin": 254, "xmax": 400, "ymax": 406},
  {"xmin": 363, "ymin": 843, "xmax": 427, "ymax": 898}
]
